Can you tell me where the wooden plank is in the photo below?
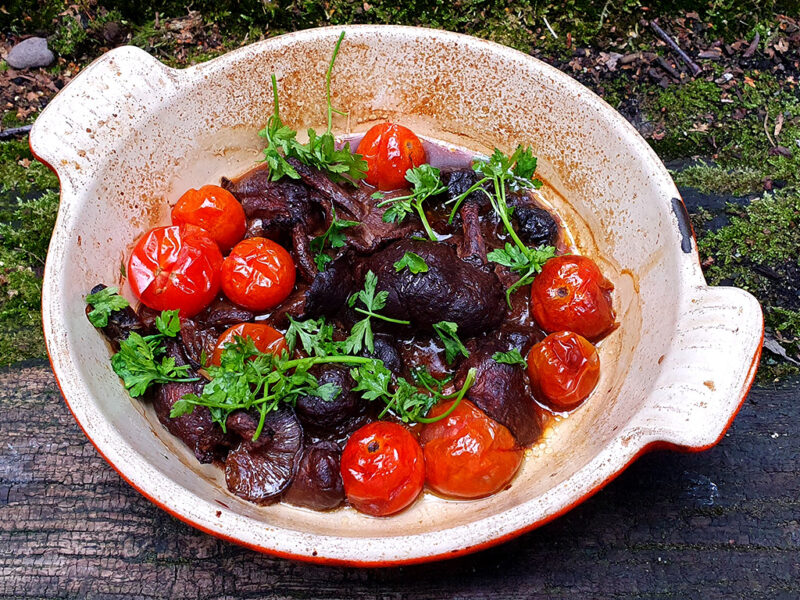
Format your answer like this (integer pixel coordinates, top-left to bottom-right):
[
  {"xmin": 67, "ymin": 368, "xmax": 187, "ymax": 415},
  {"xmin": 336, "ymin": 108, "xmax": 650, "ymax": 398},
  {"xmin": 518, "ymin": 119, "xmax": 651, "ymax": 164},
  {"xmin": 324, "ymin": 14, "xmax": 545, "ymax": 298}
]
[{"xmin": 1, "ymin": 363, "xmax": 798, "ymax": 599}]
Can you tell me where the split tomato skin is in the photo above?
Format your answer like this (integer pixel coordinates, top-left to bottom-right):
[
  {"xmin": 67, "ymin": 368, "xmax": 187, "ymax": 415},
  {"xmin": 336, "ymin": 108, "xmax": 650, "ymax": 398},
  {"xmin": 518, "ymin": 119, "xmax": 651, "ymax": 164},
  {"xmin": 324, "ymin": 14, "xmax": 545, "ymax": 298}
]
[
  {"xmin": 221, "ymin": 237, "xmax": 296, "ymax": 311},
  {"xmin": 527, "ymin": 331, "xmax": 600, "ymax": 411},
  {"xmin": 340, "ymin": 421, "xmax": 425, "ymax": 516},
  {"xmin": 530, "ymin": 255, "xmax": 616, "ymax": 341},
  {"xmin": 127, "ymin": 224, "xmax": 223, "ymax": 318},
  {"xmin": 171, "ymin": 184, "xmax": 246, "ymax": 252},
  {"xmin": 356, "ymin": 123, "xmax": 426, "ymax": 191},
  {"xmin": 420, "ymin": 399, "xmax": 523, "ymax": 499},
  {"xmin": 211, "ymin": 322, "xmax": 288, "ymax": 366}
]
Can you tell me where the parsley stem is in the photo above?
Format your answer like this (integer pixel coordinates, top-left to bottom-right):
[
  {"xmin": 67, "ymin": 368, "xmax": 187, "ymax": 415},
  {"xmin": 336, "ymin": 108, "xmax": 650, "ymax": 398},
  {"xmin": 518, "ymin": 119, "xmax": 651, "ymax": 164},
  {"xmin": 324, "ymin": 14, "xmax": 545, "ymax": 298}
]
[
  {"xmin": 280, "ymin": 355, "xmax": 376, "ymax": 370},
  {"xmin": 325, "ymin": 31, "xmax": 346, "ymax": 133},
  {"xmin": 353, "ymin": 307, "xmax": 411, "ymax": 325},
  {"xmin": 448, "ymin": 177, "xmax": 489, "ymax": 223},
  {"xmin": 491, "ymin": 175, "xmax": 529, "ymax": 256},
  {"xmin": 270, "ymin": 73, "xmax": 280, "ymax": 127},
  {"xmin": 415, "ymin": 200, "xmax": 438, "ymax": 242},
  {"xmin": 415, "ymin": 367, "xmax": 476, "ymax": 424}
]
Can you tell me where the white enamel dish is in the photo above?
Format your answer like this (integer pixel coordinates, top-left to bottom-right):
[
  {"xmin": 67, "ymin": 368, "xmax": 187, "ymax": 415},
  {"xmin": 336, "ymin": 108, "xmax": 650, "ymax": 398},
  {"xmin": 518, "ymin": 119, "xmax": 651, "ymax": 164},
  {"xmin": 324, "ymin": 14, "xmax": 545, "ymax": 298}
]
[{"xmin": 33, "ymin": 25, "xmax": 763, "ymax": 566}]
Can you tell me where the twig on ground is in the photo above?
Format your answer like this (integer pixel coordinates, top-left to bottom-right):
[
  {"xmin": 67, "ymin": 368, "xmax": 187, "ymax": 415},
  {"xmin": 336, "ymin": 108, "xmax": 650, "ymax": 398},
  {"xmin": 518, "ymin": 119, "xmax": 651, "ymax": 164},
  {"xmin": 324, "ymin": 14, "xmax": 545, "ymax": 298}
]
[
  {"xmin": 0, "ymin": 125, "xmax": 33, "ymax": 141},
  {"xmin": 649, "ymin": 20, "xmax": 702, "ymax": 76},
  {"xmin": 656, "ymin": 56, "xmax": 682, "ymax": 80},
  {"xmin": 764, "ymin": 112, "xmax": 776, "ymax": 147},
  {"xmin": 743, "ymin": 32, "xmax": 760, "ymax": 58},
  {"xmin": 542, "ymin": 16, "xmax": 558, "ymax": 39}
]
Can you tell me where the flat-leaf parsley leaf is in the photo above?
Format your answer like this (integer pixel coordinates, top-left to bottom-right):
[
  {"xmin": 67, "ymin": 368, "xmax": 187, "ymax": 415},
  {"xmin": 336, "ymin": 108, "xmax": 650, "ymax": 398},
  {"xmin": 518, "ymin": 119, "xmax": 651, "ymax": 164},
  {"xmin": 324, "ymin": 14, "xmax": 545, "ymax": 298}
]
[{"xmin": 85, "ymin": 286, "xmax": 130, "ymax": 328}]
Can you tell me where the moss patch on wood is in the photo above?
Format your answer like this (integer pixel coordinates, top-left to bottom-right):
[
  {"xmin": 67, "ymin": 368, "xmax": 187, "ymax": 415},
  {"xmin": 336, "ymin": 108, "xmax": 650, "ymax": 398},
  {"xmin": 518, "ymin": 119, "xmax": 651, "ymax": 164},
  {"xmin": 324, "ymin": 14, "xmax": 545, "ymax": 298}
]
[
  {"xmin": 0, "ymin": 190, "xmax": 59, "ymax": 365},
  {"xmin": 651, "ymin": 71, "xmax": 800, "ymax": 195},
  {"xmin": 698, "ymin": 190, "xmax": 800, "ymax": 379}
]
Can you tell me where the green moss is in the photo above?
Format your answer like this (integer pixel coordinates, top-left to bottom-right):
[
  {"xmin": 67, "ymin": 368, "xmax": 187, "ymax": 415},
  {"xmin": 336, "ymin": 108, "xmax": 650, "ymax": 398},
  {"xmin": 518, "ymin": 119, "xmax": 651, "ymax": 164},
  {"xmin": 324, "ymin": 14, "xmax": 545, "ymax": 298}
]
[
  {"xmin": 673, "ymin": 163, "xmax": 765, "ymax": 197},
  {"xmin": 650, "ymin": 72, "xmax": 800, "ymax": 189},
  {"xmin": 0, "ymin": 137, "xmax": 59, "ymax": 365},
  {"xmin": 0, "ymin": 138, "xmax": 59, "ymax": 201},
  {"xmin": 49, "ymin": 15, "xmax": 89, "ymax": 58},
  {"xmin": 698, "ymin": 190, "xmax": 800, "ymax": 376},
  {"xmin": 701, "ymin": 191, "xmax": 799, "ymax": 269},
  {"xmin": 0, "ymin": 190, "xmax": 59, "ymax": 366},
  {"xmin": 4, "ymin": 0, "xmax": 793, "ymax": 53}
]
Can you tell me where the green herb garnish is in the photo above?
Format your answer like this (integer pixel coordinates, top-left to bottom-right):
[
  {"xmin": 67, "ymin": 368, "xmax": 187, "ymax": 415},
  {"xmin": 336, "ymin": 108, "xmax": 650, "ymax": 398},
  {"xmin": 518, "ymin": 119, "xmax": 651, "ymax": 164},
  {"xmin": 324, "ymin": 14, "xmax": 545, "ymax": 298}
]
[
  {"xmin": 432, "ymin": 320, "xmax": 469, "ymax": 364},
  {"xmin": 259, "ymin": 32, "xmax": 367, "ymax": 184},
  {"xmin": 285, "ymin": 316, "xmax": 340, "ymax": 357},
  {"xmin": 173, "ymin": 324, "xmax": 476, "ymax": 437},
  {"xmin": 345, "ymin": 270, "xmax": 411, "ymax": 354},
  {"xmin": 448, "ymin": 145, "xmax": 554, "ymax": 306},
  {"xmin": 110, "ymin": 309, "xmax": 198, "ymax": 397},
  {"xmin": 393, "ymin": 251, "xmax": 429, "ymax": 274},
  {"xmin": 492, "ymin": 348, "xmax": 527, "ymax": 367},
  {"xmin": 171, "ymin": 336, "xmax": 363, "ymax": 441},
  {"xmin": 85, "ymin": 286, "xmax": 130, "ymax": 328},
  {"xmin": 373, "ymin": 164, "xmax": 447, "ymax": 241},
  {"xmin": 487, "ymin": 242, "xmax": 557, "ymax": 306},
  {"xmin": 309, "ymin": 206, "xmax": 360, "ymax": 270},
  {"xmin": 351, "ymin": 360, "xmax": 477, "ymax": 424}
]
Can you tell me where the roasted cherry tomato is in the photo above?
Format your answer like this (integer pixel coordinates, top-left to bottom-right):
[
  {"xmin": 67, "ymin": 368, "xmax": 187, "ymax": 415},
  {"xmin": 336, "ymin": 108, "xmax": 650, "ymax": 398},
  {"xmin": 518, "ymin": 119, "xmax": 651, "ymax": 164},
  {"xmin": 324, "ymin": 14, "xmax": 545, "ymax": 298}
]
[
  {"xmin": 211, "ymin": 322, "xmax": 288, "ymax": 366},
  {"xmin": 340, "ymin": 421, "xmax": 425, "ymax": 516},
  {"xmin": 420, "ymin": 399, "xmax": 523, "ymax": 499},
  {"xmin": 530, "ymin": 255, "xmax": 616, "ymax": 341},
  {"xmin": 171, "ymin": 184, "xmax": 246, "ymax": 252},
  {"xmin": 527, "ymin": 331, "xmax": 600, "ymax": 410},
  {"xmin": 356, "ymin": 123, "xmax": 426, "ymax": 191},
  {"xmin": 127, "ymin": 224, "xmax": 223, "ymax": 318},
  {"xmin": 221, "ymin": 237, "xmax": 296, "ymax": 311}
]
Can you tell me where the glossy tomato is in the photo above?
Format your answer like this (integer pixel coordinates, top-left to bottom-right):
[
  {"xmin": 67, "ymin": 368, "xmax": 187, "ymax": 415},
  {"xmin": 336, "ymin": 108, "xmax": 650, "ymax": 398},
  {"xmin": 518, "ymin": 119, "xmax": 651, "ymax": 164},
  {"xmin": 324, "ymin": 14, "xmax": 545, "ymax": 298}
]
[
  {"xmin": 340, "ymin": 421, "xmax": 425, "ymax": 516},
  {"xmin": 171, "ymin": 184, "xmax": 246, "ymax": 252},
  {"xmin": 530, "ymin": 255, "xmax": 616, "ymax": 341},
  {"xmin": 356, "ymin": 123, "xmax": 426, "ymax": 191},
  {"xmin": 221, "ymin": 237, "xmax": 296, "ymax": 311},
  {"xmin": 420, "ymin": 399, "xmax": 523, "ymax": 499},
  {"xmin": 127, "ymin": 224, "xmax": 223, "ymax": 318},
  {"xmin": 211, "ymin": 322, "xmax": 288, "ymax": 366},
  {"xmin": 527, "ymin": 331, "xmax": 600, "ymax": 410}
]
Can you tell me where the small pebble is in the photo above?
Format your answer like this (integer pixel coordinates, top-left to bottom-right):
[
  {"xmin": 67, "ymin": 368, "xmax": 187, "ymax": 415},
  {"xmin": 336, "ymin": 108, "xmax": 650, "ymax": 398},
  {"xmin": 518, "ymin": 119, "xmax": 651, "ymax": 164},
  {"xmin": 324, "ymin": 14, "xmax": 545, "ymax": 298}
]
[{"xmin": 5, "ymin": 37, "xmax": 55, "ymax": 69}]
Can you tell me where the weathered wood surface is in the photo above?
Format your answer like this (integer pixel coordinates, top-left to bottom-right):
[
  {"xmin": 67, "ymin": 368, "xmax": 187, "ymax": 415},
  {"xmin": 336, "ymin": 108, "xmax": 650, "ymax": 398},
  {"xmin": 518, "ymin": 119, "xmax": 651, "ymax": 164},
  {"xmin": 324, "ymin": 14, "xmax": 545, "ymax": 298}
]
[{"xmin": 1, "ymin": 362, "xmax": 799, "ymax": 600}]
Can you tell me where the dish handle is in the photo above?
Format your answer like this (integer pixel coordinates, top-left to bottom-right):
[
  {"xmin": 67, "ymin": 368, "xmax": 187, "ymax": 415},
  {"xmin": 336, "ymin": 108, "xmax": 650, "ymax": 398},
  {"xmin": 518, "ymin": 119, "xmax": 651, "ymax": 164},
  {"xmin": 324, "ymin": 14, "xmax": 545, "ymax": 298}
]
[
  {"xmin": 629, "ymin": 285, "xmax": 763, "ymax": 451},
  {"xmin": 30, "ymin": 46, "xmax": 176, "ymax": 190}
]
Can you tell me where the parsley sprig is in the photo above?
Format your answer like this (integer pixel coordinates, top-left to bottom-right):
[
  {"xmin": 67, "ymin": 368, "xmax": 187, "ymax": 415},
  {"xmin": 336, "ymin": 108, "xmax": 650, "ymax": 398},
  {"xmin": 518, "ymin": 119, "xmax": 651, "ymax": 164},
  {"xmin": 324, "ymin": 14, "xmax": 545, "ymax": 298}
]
[
  {"xmin": 492, "ymin": 348, "xmax": 527, "ymax": 367},
  {"xmin": 373, "ymin": 164, "xmax": 447, "ymax": 241},
  {"xmin": 351, "ymin": 360, "xmax": 477, "ymax": 424},
  {"xmin": 487, "ymin": 242, "xmax": 556, "ymax": 306},
  {"xmin": 345, "ymin": 270, "xmax": 411, "ymax": 354},
  {"xmin": 448, "ymin": 145, "xmax": 556, "ymax": 306},
  {"xmin": 86, "ymin": 286, "xmax": 130, "ymax": 327},
  {"xmin": 109, "ymin": 310, "xmax": 198, "ymax": 397},
  {"xmin": 309, "ymin": 206, "xmax": 359, "ymax": 270},
  {"xmin": 432, "ymin": 320, "xmax": 469, "ymax": 364},
  {"xmin": 172, "ymin": 336, "xmax": 375, "ymax": 441},
  {"xmin": 174, "ymin": 322, "xmax": 477, "ymax": 436},
  {"xmin": 258, "ymin": 32, "xmax": 367, "ymax": 184},
  {"xmin": 393, "ymin": 251, "xmax": 429, "ymax": 274}
]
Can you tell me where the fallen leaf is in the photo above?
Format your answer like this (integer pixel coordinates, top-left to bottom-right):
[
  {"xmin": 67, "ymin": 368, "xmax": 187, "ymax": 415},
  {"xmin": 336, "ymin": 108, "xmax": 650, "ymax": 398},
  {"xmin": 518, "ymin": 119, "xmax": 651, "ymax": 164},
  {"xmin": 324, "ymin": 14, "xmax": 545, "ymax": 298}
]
[
  {"xmin": 768, "ymin": 146, "xmax": 793, "ymax": 157},
  {"xmin": 775, "ymin": 113, "xmax": 785, "ymax": 138},
  {"xmin": 743, "ymin": 75, "xmax": 756, "ymax": 87},
  {"xmin": 763, "ymin": 333, "xmax": 800, "ymax": 365}
]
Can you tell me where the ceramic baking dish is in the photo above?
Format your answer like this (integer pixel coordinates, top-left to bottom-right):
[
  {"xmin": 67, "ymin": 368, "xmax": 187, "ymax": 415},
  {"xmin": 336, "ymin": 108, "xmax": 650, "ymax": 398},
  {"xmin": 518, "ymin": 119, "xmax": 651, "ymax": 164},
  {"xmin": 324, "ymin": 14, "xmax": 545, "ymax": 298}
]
[{"xmin": 32, "ymin": 25, "xmax": 763, "ymax": 566}]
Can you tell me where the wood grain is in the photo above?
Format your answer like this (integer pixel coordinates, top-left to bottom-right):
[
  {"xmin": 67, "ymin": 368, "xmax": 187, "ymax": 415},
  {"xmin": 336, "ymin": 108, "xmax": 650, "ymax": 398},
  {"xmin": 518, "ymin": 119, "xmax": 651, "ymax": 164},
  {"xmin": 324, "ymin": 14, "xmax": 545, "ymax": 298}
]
[{"xmin": 1, "ymin": 362, "xmax": 799, "ymax": 599}]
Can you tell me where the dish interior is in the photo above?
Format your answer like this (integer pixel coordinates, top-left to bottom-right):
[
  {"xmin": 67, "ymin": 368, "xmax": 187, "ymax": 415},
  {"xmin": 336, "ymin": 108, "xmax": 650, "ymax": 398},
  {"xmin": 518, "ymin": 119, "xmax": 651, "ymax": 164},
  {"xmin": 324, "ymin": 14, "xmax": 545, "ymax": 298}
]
[{"xmin": 39, "ymin": 29, "xmax": 718, "ymax": 544}]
